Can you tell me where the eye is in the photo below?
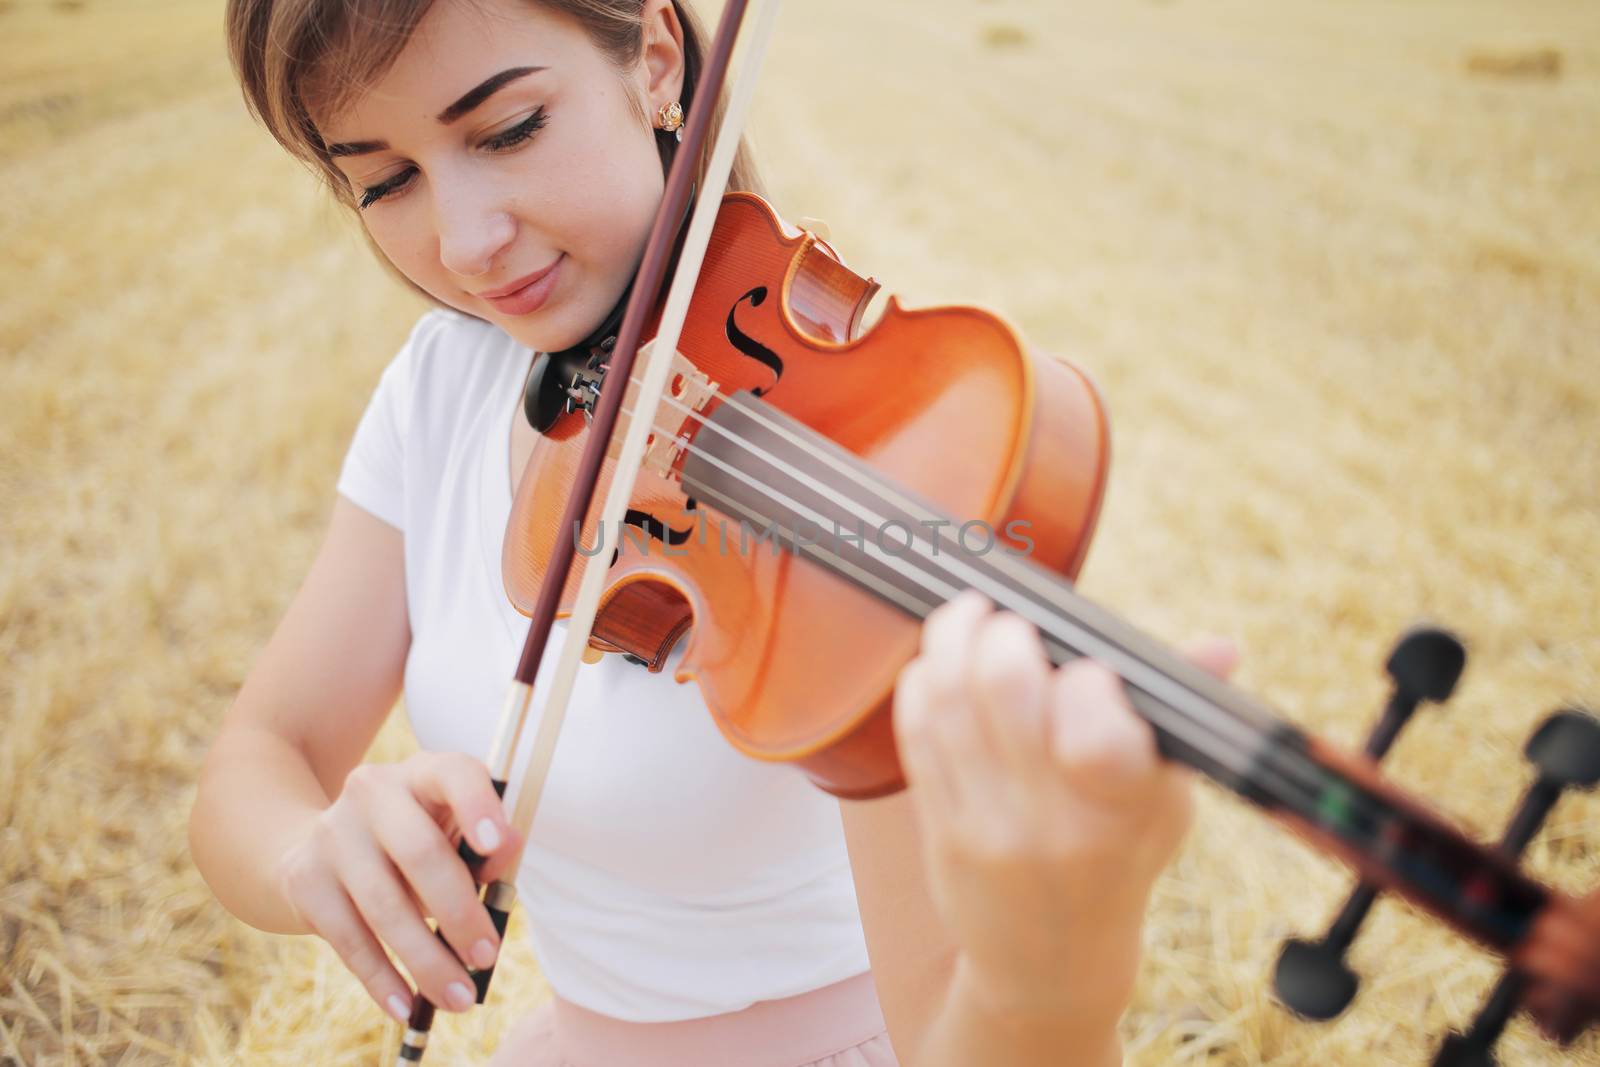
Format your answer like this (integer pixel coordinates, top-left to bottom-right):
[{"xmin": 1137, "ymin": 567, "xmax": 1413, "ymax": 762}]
[
  {"xmin": 357, "ymin": 167, "xmax": 416, "ymax": 211},
  {"xmin": 353, "ymin": 106, "xmax": 548, "ymax": 211},
  {"xmin": 482, "ymin": 106, "xmax": 548, "ymax": 152}
]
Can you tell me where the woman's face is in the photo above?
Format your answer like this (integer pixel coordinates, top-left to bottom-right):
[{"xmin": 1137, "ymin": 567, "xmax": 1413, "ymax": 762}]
[{"xmin": 316, "ymin": 0, "xmax": 684, "ymax": 352}]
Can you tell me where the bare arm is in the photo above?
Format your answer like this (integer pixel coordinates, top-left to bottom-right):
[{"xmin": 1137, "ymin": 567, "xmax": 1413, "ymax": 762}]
[
  {"xmin": 840, "ymin": 791, "xmax": 959, "ymax": 1055},
  {"xmin": 842, "ymin": 793, "xmax": 1124, "ymax": 1067},
  {"xmin": 188, "ymin": 497, "xmax": 412, "ymax": 933}
]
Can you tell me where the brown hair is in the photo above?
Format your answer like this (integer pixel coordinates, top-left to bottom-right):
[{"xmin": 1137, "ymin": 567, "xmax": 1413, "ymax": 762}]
[{"xmin": 224, "ymin": 0, "xmax": 764, "ymax": 308}]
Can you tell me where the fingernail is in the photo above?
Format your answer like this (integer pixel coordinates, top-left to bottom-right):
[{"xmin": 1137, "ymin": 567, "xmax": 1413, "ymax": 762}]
[
  {"xmin": 475, "ymin": 818, "xmax": 502, "ymax": 852},
  {"xmin": 446, "ymin": 981, "xmax": 474, "ymax": 1010},
  {"xmin": 386, "ymin": 994, "xmax": 411, "ymax": 1022},
  {"xmin": 472, "ymin": 938, "xmax": 498, "ymax": 969}
]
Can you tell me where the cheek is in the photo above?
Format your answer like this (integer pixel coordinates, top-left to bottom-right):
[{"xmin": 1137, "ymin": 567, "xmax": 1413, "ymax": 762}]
[
  {"xmin": 385, "ymin": 232, "xmax": 434, "ymax": 279},
  {"xmin": 547, "ymin": 84, "xmax": 661, "ymax": 248},
  {"xmin": 362, "ymin": 214, "xmax": 488, "ymax": 320},
  {"xmin": 527, "ymin": 113, "xmax": 665, "ymax": 339},
  {"xmin": 549, "ymin": 129, "xmax": 663, "ymax": 270}
]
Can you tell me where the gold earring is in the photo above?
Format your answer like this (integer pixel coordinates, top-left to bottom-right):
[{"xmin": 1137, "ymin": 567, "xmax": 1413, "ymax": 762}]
[{"xmin": 656, "ymin": 100, "xmax": 684, "ymax": 139}]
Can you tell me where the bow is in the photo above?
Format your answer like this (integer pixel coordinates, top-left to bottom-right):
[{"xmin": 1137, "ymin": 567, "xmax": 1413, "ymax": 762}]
[{"xmin": 396, "ymin": 0, "xmax": 780, "ymax": 1060}]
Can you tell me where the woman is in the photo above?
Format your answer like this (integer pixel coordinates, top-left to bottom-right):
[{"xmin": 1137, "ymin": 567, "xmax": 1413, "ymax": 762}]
[{"xmin": 189, "ymin": 0, "xmax": 1237, "ymax": 1063}]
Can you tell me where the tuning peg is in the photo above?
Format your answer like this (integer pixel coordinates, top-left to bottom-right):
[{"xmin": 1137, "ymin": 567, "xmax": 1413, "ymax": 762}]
[
  {"xmin": 1431, "ymin": 708, "xmax": 1600, "ymax": 1065},
  {"xmin": 1432, "ymin": 973, "xmax": 1524, "ymax": 1067},
  {"xmin": 1366, "ymin": 626, "xmax": 1467, "ymax": 758},
  {"xmin": 1432, "ymin": 1035, "xmax": 1497, "ymax": 1067},
  {"xmin": 1272, "ymin": 628, "xmax": 1466, "ymax": 1021},
  {"xmin": 1274, "ymin": 927, "xmax": 1363, "ymax": 1022},
  {"xmin": 1501, "ymin": 708, "xmax": 1600, "ymax": 855}
]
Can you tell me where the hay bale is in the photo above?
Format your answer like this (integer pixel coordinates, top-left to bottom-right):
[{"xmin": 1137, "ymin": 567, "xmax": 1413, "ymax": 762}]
[
  {"xmin": 1464, "ymin": 47, "xmax": 1563, "ymax": 80},
  {"xmin": 980, "ymin": 24, "xmax": 1029, "ymax": 49}
]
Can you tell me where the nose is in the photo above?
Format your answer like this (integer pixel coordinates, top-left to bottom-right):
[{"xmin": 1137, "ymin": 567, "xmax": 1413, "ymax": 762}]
[{"xmin": 434, "ymin": 179, "xmax": 517, "ymax": 279}]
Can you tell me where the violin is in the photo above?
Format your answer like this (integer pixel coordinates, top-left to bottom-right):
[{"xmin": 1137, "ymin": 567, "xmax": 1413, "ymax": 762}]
[
  {"xmin": 506, "ymin": 189, "xmax": 1107, "ymax": 798},
  {"xmin": 394, "ymin": 3, "xmax": 1600, "ymax": 1063},
  {"xmin": 505, "ymin": 188, "xmax": 1600, "ymax": 1064}
]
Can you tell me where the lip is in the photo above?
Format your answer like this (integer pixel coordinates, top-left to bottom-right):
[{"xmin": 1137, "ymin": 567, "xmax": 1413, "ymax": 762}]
[{"xmin": 478, "ymin": 255, "xmax": 564, "ymax": 315}]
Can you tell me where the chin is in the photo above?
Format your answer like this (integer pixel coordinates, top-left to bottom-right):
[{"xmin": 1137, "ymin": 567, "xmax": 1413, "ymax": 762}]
[
  {"xmin": 501, "ymin": 293, "xmax": 623, "ymax": 354},
  {"xmin": 497, "ymin": 314, "xmax": 595, "ymax": 354}
]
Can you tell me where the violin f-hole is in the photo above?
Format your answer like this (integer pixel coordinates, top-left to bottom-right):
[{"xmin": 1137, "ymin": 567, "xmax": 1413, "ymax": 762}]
[
  {"xmin": 622, "ymin": 505, "xmax": 696, "ymax": 549},
  {"xmin": 725, "ymin": 286, "xmax": 783, "ymax": 396}
]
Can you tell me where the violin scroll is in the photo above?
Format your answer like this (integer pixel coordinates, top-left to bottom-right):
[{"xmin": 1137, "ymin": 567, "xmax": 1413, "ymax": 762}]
[
  {"xmin": 1446, "ymin": 710, "xmax": 1600, "ymax": 1063},
  {"xmin": 1273, "ymin": 633, "xmax": 1600, "ymax": 1067}
]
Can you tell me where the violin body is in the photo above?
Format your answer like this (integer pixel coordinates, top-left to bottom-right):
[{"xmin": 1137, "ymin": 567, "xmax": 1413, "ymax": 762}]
[{"xmin": 505, "ymin": 192, "xmax": 1110, "ymax": 797}]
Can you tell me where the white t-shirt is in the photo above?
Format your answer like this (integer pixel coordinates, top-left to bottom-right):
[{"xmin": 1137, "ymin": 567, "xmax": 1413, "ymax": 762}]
[{"xmin": 335, "ymin": 308, "xmax": 872, "ymax": 1021}]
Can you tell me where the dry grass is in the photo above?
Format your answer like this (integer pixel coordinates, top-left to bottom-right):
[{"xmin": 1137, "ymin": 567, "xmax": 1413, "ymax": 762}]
[{"xmin": 2, "ymin": 0, "xmax": 1598, "ymax": 1063}]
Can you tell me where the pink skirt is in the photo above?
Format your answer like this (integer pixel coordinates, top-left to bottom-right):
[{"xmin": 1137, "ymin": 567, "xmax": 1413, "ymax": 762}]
[{"xmin": 484, "ymin": 971, "xmax": 900, "ymax": 1067}]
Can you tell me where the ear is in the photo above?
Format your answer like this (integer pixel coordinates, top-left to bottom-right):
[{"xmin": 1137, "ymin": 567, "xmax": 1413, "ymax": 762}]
[{"xmin": 639, "ymin": 0, "xmax": 687, "ymax": 121}]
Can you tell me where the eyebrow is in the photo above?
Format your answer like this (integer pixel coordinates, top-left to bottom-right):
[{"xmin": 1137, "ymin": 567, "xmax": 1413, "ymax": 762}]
[{"xmin": 326, "ymin": 65, "xmax": 547, "ymax": 158}]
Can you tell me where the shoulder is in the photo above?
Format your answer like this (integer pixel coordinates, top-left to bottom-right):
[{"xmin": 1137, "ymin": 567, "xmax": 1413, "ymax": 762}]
[
  {"xmin": 401, "ymin": 306, "xmax": 518, "ymax": 371},
  {"xmin": 389, "ymin": 307, "xmax": 529, "ymax": 410}
]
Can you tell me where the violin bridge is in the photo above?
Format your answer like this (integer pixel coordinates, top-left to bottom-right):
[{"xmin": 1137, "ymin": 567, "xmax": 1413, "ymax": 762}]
[
  {"xmin": 624, "ymin": 343, "xmax": 719, "ymax": 479},
  {"xmin": 796, "ymin": 216, "xmax": 831, "ymax": 242}
]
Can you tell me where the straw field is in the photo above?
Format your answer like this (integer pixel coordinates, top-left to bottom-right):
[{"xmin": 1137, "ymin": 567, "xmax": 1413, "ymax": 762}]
[{"xmin": 2, "ymin": 0, "xmax": 1597, "ymax": 1063}]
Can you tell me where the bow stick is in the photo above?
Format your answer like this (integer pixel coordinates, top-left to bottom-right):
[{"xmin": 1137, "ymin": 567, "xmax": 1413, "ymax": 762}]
[{"xmin": 396, "ymin": 0, "xmax": 780, "ymax": 1060}]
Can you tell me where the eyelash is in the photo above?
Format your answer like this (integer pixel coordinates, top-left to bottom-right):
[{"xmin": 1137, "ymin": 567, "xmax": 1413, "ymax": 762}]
[{"xmin": 357, "ymin": 106, "xmax": 549, "ymax": 210}]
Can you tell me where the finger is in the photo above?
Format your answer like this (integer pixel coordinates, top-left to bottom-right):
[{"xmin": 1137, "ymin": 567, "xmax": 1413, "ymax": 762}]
[
  {"xmin": 368, "ymin": 786, "xmax": 503, "ymax": 977},
  {"xmin": 1179, "ymin": 635, "xmax": 1239, "ymax": 681},
  {"xmin": 919, "ymin": 589, "xmax": 993, "ymax": 740},
  {"xmin": 1048, "ymin": 659, "xmax": 1163, "ymax": 803},
  {"xmin": 334, "ymin": 831, "xmax": 479, "ymax": 1014},
  {"xmin": 297, "ymin": 876, "xmax": 416, "ymax": 1023},
  {"xmin": 893, "ymin": 658, "xmax": 960, "ymax": 830},
  {"xmin": 410, "ymin": 752, "xmax": 520, "ymax": 881},
  {"xmin": 919, "ymin": 588, "xmax": 990, "ymax": 659},
  {"xmin": 969, "ymin": 612, "xmax": 1053, "ymax": 785},
  {"xmin": 919, "ymin": 592, "xmax": 1000, "ymax": 819}
]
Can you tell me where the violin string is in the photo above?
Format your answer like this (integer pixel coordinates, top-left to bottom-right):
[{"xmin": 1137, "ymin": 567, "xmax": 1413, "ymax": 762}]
[
  {"xmin": 606, "ymin": 390, "xmax": 1355, "ymax": 819},
  {"xmin": 673, "ymin": 406, "xmax": 1423, "ymax": 841},
  {"xmin": 544, "ymin": 360, "xmax": 1500, "ymax": 926},
  {"xmin": 614, "ymin": 398, "xmax": 1382, "ymax": 837},
  {"xmin": 598, "ymin": 365, "xmax": 1475, "ymax": 867},
  {"xmin": 661, "ymin": 394, "xmax": 1522, "ymax": 922},
  {"xmin": 609, "ymin": 368, "xmax": 1273, "ymax": 754}
]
